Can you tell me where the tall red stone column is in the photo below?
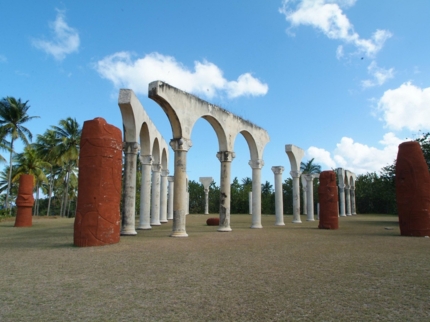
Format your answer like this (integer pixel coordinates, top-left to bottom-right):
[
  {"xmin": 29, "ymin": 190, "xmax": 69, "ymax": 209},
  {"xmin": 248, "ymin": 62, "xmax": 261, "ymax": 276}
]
[
  {"xmin": 74, "ymin": 117, "xmax": 122, "ymax": 247},
  {"xmin": 14, "ymin": 174, "xmax": 35, "ymax": 227},
  {"xmin": 318, "ymin": 170, "xmax": 339, "ymax": 230},
  {"xmin": 396, "ymin": 141, "xmax": 430, "ymax": 237}
]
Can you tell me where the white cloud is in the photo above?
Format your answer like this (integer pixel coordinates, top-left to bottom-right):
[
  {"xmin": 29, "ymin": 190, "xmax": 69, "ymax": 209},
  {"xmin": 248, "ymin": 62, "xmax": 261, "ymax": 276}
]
[
  {"xmin": 0, "ymin": 54, "xmax": 6, "ymax": 63},
  {"xmin": 32, "ymin": 10, "xmax": 80, "ymax": 61},
  {"xmin": 95, "ymin": 51, "xmax": 268, "ymax": 99},
  {"xmin": 307, "ymin": 132, "xmax": 403, "ymax": 174},
  {"xmin": 377, "ymin": 82, "xmax": 430, "ymax": 131},
  {"xmin": 279, "ymin": 0, "xmax": 391, "ymax": 58},
  {"xmin": 362, "ymin": 61, "xmax": 394, "ymax": 88},
  {"xmin": 336, "ymin": 45, "xmax": 344, "ymax": 59}
]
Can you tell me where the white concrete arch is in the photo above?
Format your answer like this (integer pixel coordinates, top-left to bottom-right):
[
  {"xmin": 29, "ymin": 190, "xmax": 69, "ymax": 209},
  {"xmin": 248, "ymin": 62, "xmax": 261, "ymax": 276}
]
[
  {"xmin": 118, "ymin": 89, "xmax": 170, "ymax": 234},
  {"xmin": 148, "ymin": 80, "xmax": 270, "ymax": 237}
]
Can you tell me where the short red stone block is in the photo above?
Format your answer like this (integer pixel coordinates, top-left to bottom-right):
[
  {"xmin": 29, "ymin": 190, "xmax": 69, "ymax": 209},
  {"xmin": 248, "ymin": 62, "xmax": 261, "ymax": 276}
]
[
  {"xmin": 14, "ymin": 174, "xmax": 35, "ymax": 227},
  {"xmin": 206, "ymin": 217, "xmax": 219, "ymax": 226},
  {"xmin": 396, "ymin": 141, "xmax": 430, "ymax": 237},
  {"xmin": 318, "ymin": 170, "xmax": 339, "ymax": 230},
  {"xmin": 74, "ymin": 117, "xmax": 122, "ymax": 247}
]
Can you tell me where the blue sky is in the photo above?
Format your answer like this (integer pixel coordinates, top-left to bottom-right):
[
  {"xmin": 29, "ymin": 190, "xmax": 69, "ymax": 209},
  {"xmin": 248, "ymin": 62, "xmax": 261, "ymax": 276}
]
[{"xmin": 1, "ymin": 0, "xmax": 430, "ymax": 186}]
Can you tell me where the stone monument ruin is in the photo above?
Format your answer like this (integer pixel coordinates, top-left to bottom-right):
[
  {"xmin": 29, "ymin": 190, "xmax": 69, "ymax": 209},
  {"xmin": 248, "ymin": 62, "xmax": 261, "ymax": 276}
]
[
  {"xmin": 396, "ymin": 141, "xmax": 430, "ymax": 237},
  {"xmin": 74, "ymin": 117, "xmax": 122, "ymax": 247},
  {"xmin": 285, "ymin": 144, "xmax": 305, "ymax": 223},
  {"xmin": 318, "ymin": 170, "xmax": 339, "ymax": 229},
  {"xmin": 199, "ymin": 177, "xmax": 213, "ymax": 215},
  {"xmin": 271, "ymin": 166, "xmax": 285, "ymax": 225},
  {"xmin": 14, "ymin": 174, "xmax": 35, "ymax": 227},
  {"xmin": 336, "ymin": 168, "xmax": 356, "ymax": 216}
]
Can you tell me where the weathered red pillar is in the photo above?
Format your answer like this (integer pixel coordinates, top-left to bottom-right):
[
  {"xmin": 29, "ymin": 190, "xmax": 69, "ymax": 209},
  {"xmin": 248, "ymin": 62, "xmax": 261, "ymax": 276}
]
[
  {"xmin": 14, "ymin": 174, "xmax": 35, "ymax": 227},
  {"xmin": 74, "ymin": 117, "xmax": 122, "ymax": 247},
  {"xmin": 396, "ymin": 141, "xmax": 430, "ymax": 237},
  {"xmin": 318, "ymin": 170, "xmax": 339, "ymax": 229}
]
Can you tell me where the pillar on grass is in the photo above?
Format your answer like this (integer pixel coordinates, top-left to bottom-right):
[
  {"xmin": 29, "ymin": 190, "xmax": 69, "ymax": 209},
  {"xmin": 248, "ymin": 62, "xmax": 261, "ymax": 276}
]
[
  {"xmin": 285, "ymin": 144, "xmax": 305, "ymax": 223},
  {"xmin": 167, "ymin": 176, "xmax": 174, "ymax": 220},
  {"xmin": 272, "ymin": 166, "xmax": 285, "ymax": 226},
  {"xmin": 199, "ymin": 177, "xmax": 214, "ymax": 215}
]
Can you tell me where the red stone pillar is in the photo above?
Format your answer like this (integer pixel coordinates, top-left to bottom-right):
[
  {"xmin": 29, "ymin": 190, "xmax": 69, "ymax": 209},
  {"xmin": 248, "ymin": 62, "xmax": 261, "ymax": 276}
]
[
  {"xmin": 74, "ymin": 117, "xmax": 122, "ymax": 247},
  {"xmin": 14, "ymin": 174, "xmax": 35, "ymax": 227},
  {"xmin": 318, "ymin": 170, "xmax": 339, "ymax": 230},
  {"xmin": 396, "ymin": 141, "xmax": 430, "ymax": 236}
]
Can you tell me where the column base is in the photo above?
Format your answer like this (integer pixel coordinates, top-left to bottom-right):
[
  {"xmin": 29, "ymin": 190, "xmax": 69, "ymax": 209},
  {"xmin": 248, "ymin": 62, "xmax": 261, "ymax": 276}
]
[
  {"xmin": 160, "ymin": 220, "xmax": 168, "ymax": 223},
  {"xmin": 292, "ymin": 220, "xmax": 302, "ymax": 224},
  {"xmin": 251, "ymin": 224, "xmax": 263, "ymax": 229},
  {"xmin": 150, "ymin": 222, "xmax": 161, "ymax": 226},
  {"xmin": 339, "ymin": 214, "xmax": 347, "ymax": 217},
  {"xmin": 346, "ymin": 214, "xmax": 352, "ymax": 216},
  {"xmin": 137, "ymin": 225, "xmax": 152, "ymax": 230},
  {"xmin": 275, "ymin": 222, "xmax": 285, "ymax": 226},
  {"xmin": 170, "ymin": 231, "xmax": 188, "ymax": 237},
  {"xmin": 306, "ymin": 219, "xmax": 315, "ymax": 222},
  {"xmin": 217, "ymin": 227, "xmax": 232, "ymax": 232},
  {"xmin": 120, "ymin": 230, "xmax": 137, "ymax": 236}
]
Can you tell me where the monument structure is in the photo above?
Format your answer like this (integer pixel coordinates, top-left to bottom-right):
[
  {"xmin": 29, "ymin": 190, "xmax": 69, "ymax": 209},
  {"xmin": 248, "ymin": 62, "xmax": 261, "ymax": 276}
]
[
  {"xmin": 318, "ymin": 170, "xmax": 339, "ymax": 229},
  {"xmin": 285, "ymin": 145, "xmax": 305, "ymax": 223},
  {"xmin": 396, "ymin": 141, "xmax": 430, "ymax": 236},
  {"xmin": 14, "ymin": 174, "xmax": 35, "ymax": 227},
  {"xmin": 272, "ymin": 166, "xmax": 285, "ymax": 225},
  {"xmin": 167, "ymin": 176, "xmax": 174, "ymax": 220},
  {"xmin": 148, "ymin": 81, "xmax": 269, "ymax": 236},
  {"xmin": 199, "ymin": 177, "xmax": 213, "ymax": 215},
  {"xmin": 337, "ymin": 168, "xmax": 356, "ymax": 216},
  {"xmin": 118, "ymin": 89, "xmax": 170, "ymax": 234},
  {"xmin": 302, "ymin": 173, "xmax": 320, "ymax": 221},
  {"xmin": 300, "ymin": 175, "xmax": 307, "ymax": 216},
  {"xmin": 74, "ymin": 118, "xmax": 122, "ymax": 246}
]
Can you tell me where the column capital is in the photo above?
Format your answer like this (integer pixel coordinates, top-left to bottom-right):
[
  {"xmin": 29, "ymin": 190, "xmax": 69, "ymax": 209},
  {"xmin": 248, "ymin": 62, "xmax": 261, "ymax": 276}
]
[
  {"xmin": 249, "ymin": 159, "xmax": 264, "ymax": 169},
  {"xmin": 217, "ymin": 151, "xmax": 235, "ymax": 162},
  {"xmin": 151, "ymin": 163, "xmax": 162, "ymax": 172},
  {"xmin": 123, "ymin": 142, "xmax": 140, "ymax": 154},
  {"xmin": 290, "ymin": 170, "xmax": 301, "ymax": 178},
  {"xmin": 271, "ymin": 166, "xmax": 284, "ymax": 174},
  {"xmin": 167, "ymin": 176, "xmax": 175, "ymax": 182},
  {"xmin": 161, "ymin": 169, "xmax": 169, "ymax": 177},
  {"xmin": 338, "ymin": 183, "xmax": 345, "ymax": 189},
  {"xmin": 170, "ymin": 138, "xmax": 192, "ymax": 151},
  {"xmin": 139, "ymin": 154, "xmax": 153, "ymax": 165}
]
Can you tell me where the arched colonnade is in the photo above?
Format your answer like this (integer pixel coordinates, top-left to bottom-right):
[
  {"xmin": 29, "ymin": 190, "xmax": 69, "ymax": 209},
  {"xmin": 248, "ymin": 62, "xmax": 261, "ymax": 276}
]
[
  {"xmin": 148, "ymin": 81, "xmax": 270, "ymax": 237},
  {"xmin": 118, "ymin": 89, "xmax": 170, "ymax": 235},
  {"xmin": 337, "ymin": 168, "xmax": 357, "ymax": 216}
]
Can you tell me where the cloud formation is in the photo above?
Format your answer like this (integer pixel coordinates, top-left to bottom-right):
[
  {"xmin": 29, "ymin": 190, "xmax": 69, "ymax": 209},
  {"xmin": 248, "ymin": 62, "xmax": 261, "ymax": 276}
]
[
  {"xmin": 32, "ymin": 10, "xmax": 80, "ymax": 61},
  {"xmin": 377, "ymin": 82, "xmax": 430, "ymax": 131},
  {"xmin": 307, "ymin": 132, "xmax": 403, "ymax": 174},
  {"xmin": 279, "ymin": 0, "xmax": 391, "ymax": 58},
  {"xmin": 95, "ymin": 52, "xmax": 268, "ymax": 99},
  {"xmin": 362, "ymin": 61, "xmax": 394, "ymax": 88}
]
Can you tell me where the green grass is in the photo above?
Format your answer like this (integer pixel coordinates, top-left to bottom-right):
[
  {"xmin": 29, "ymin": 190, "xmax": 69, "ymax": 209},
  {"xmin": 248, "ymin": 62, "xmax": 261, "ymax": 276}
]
[{"xmin": 1, "ymin": 214, "xmax": 429, "ymax": 321}]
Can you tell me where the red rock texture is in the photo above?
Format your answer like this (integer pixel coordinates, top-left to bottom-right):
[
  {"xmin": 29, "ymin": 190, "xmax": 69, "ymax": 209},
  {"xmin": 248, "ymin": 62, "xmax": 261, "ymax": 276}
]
[
  {"xmin": 14, "ymin": 174, "xmax": 35, "ymax": 227},
  {"xmin": 206, "ymin": 217, "xmax": 219, "ymax": 226},
  {"xmin": 74, "ymin": 118, "xmax": 122, "ymax": 247},
  {"xmin": 396, "ymin": 141, "xmax": 430, "ymax": 237},
  {"xmin": 318, "ymin": 171, "xmax": 339, "ymax": 230}
]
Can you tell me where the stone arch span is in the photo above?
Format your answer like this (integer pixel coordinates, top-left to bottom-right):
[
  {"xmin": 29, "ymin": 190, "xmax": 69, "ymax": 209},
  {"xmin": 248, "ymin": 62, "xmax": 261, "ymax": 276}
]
[
  {"xmin": 148, "ymin": 80, "xmax": 270, "ymax": 236},
  {"xmin": 118, "ymin": 89, "xmax": 170, "ymax": 234}
]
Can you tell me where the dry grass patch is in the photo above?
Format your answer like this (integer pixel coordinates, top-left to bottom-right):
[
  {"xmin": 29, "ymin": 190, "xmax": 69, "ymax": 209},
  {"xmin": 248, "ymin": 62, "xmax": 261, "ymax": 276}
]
[{"xmin": 1, "ymin": 214, "xmax": 429, "ymax": 321}]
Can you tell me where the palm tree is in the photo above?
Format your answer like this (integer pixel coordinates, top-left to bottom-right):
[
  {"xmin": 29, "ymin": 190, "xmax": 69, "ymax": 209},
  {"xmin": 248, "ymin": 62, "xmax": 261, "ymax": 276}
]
[
  {"xmin": 0, "ymin": 97, "xmax": 39, "ymax": 209},
  {"xmin": 51, "ymin": 117, "xmax": 81, "ymax": 217},
  {"xmin": 34, "ymin": 129, "xmax": 60, "ymax": 216},
  {"xmin": 13, "ymin": 145, "xmax": 51, "ymax": 215},
  {"xmin": 0, "ymin": 165, "xmax": 19, "ymax": 211},
  {"xmin": 300, "ymin": 158, "xmax": 322, "ymax": 174}
]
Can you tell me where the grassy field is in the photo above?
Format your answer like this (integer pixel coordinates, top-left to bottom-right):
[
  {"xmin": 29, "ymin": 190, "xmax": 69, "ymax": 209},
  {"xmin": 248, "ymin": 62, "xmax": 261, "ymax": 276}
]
[{"xmin": 1, "ymin": 214, "xmax": 429, "ymax": 321}]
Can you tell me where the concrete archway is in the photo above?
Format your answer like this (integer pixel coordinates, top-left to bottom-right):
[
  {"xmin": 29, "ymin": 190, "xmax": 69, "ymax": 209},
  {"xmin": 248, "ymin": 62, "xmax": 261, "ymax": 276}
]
[
  {"xmin": 148, "ymin": 81, "xmax": 270, "ymax": 237},
  {"xmin": 118, "ymin": 89, "xmax": 170, "ymax": 235}
]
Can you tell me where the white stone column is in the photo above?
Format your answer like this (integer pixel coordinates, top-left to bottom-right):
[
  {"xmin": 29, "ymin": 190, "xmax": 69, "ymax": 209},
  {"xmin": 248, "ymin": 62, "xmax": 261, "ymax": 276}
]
[
  {"xmin": 290, "ymin": 170, "xmax": 302, "ymax": 223},
  {"xmin": 300, "ymin": 175, "xmax": 307, "ymax": 215},
  {"xmin": 272, "ymin": 166, "xmax": 285, "ymax": 226},
  {"xmin": 199, "ymin": 177, "xmax": 213, "ymax": 215},
  {"xmin": 169, "ymin": 138, "xmax": 192, "ymax": 237},
  {"xmin": 121, "ymin": 142, "xmax": 139, "ymax": 236},
  {"xmin": 186, "ymin": 176, "xmax": 189, "ymax": 215},
  {"xmin": 248, "ymin": 191, "xmax": 252, "ymax": 215},
  {"xmin": 167, "ymin": 176, "xmax": 174, "ymax": 220},
  {"xmin": 350, "ymin": 186, "xmax": 356, "ymax": 215},
  {"xmin": 137, "ymin": 154, "xmax": 152, "ymax": 230},
  {"xmin": 159, "ymin": 169, "xmax": 169, "ymax": 223},
  {"xmin": 345, "ymin": 185, "xmax": 352, "ymax": 216},
  {"xmin": 150, "ymin": 163, "xmax": 162, "ymax": 226},
  {"xmin": 217, "ymin": 151, "xmax": 235, "ymax": 232},
  {"xmin": 338, "ymin": 184, "xmax": 346, "ymax": 217},
  {"xmin": 303, "ymin": 174, "xmax": 318, "ymax": 221},
  {"xmin": 250, "ymin": 159, "xmax": 264, "ymax": 229}
]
